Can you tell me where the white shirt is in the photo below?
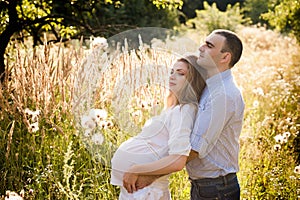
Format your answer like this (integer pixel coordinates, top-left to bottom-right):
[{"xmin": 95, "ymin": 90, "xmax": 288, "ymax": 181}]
[
  {"xmin": 111, "ymin": 104, "xmax": 196, "ymax": 186},
  {"xmin": 186, "ymin": 70, "xmax": 245, "ymax": 179}
]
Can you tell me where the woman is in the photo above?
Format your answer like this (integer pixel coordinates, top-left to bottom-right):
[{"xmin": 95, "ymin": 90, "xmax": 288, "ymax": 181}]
[{"xmin": 111, "ymin": 55, "xmax": 206, "ymax": 200}]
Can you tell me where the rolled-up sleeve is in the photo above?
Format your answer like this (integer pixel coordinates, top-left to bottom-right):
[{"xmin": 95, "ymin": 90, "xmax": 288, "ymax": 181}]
[{"xmin": 167, "ymin": 105, "xmax": 196, "ymax": 156}]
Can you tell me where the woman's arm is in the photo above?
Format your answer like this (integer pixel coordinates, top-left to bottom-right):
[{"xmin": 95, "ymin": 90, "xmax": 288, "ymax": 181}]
[
  {"xmin": 127, "ymin": 154, "xmax": 187, "ymax": 175},
  {"xmin": 123, "ymin": 155, "xmax": 187, "ymax": 193}
]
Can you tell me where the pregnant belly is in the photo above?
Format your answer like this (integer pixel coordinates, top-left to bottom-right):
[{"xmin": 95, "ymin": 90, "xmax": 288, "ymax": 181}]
[
  {"xmin": 112, "ymin": 138, "xmax": 165, "ymax": 171},
  {"xmin": 111, "ymin": 137, "xmax": 167, "ymax": 185}
]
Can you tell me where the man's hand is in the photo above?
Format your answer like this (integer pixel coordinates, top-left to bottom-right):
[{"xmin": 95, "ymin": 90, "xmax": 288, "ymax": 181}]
[
  {"xmin": 123, "ymin": 172, "xmax": 138, "ymax": 193},
  {"xmin": 187, "ymin": 150, "xmax": 198, "ymax": 163},
  {"xmin": 136, "ymin": 175, "xmax": 159, "ymax": 190}
]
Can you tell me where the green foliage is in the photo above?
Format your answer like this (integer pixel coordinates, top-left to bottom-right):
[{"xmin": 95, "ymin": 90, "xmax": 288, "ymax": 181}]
[
  {"xmin": 187, "ymin": 2, "xmax": 249, "ymax": 34},
  {"xmin": 262, "ymin": 0, "xmax": 300, "ymax": 43},
  {"xmin": 151, "ymin": 0, "xmax": 184, "ymax": 10},
  {"xmin": 0, "ymin": 0, "xmax": 180, "ymax": 43},
  {"xmin": 243, "ymin": 0, "xmax": 270, "ymax": 25}
]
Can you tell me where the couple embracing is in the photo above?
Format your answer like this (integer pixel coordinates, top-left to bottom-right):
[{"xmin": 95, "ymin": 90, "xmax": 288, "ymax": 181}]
[{"xmin": 111, "ymin": 29, "xmax": 244, "ymax": 200}]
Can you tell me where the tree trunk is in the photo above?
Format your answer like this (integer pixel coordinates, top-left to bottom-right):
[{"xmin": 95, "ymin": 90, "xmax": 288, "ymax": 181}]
[
  {"xmin": 0, "ymin": 0, "xmax": 20, "ymax": 82},
  {"xmin": 0, "ymin": 26, "xmax": 17, "ymax": 82}
]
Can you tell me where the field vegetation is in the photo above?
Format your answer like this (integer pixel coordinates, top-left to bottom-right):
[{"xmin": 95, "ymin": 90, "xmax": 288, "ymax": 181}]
[
  {"xmin": 0, "ymin": 24, "xmax": 299, "ymax": 199},
  {"xmin": 1, "ymin": 2, "xmax": 300, "ymax": 199}
]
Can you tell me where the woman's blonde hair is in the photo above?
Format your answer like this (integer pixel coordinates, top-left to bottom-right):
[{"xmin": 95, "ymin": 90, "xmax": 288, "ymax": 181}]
[{"xmin": 166, "ymin": 55, "xmax": 206, "ymax": 109}]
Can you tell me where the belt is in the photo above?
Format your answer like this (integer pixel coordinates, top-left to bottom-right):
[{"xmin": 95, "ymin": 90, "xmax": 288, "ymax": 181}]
[{"xmin": 189, "ymin": 173, "xmax": 237, "ymax": 186}]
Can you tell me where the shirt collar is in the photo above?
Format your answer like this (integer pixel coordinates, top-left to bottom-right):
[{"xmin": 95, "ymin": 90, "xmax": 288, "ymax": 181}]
[{"xmin": 206, "ymin": 69, "xmax": 232, "ymax": 87}]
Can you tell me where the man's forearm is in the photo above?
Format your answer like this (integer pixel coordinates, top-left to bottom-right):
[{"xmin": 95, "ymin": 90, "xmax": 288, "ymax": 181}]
[{"xmin": 136, "ymin": 175, "xmax": 162, "ymax": 189}]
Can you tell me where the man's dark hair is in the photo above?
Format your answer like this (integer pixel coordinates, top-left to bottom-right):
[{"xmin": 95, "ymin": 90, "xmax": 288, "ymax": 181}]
[{"xmin": 214, "ymin": 29, "xmax": 243, "ymax": 68}]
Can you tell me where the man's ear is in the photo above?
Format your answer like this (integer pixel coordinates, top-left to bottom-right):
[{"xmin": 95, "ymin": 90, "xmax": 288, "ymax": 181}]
[{"xmin": 220, "ymin": 52, "xmax": 231, "ymax": 65}]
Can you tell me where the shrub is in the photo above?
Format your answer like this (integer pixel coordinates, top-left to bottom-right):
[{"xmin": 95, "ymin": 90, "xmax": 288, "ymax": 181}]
[{"xmin": 187, "ymin": 2, "xmax": 250, "ymax": 34}]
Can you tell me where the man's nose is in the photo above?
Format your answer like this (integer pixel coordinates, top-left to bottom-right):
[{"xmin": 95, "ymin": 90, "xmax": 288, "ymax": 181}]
[{"xmin": 199, "ymin": 44, "xmax": 205, "ymax": 52}]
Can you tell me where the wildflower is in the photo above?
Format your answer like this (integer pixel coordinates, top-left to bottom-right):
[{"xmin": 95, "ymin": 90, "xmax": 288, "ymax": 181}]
[
  {"xmin": 283, "ymin": 131, "xmax": 291, "ymax": 138},
  {"xmin": 81, "ymin": 115, "xmax": 96, "ymax": 129},
  {"xmin": 104, "ymin": 120, "xmax": 114, "ymax": 128},
  {"xmin": 274, "ymin": 134, "xmax": 284, "ymax": 144},
  {"xmin": 282, "ymin": 136, "xmax": 288, "ymax": 143},
  {"xmin": 132, "ymin": 110, "xmax": 142, "ymax": 117},
  {"xmin": 90, "ymin": 37, "xmax": 108, "ymax": 50},
  {"xmin": 89, "ymin": 109, "xmax": 108, "ymax": 122},
  {"xmin": 29, "ymin": 122, "xmax": 39, "ymax": 133},
  {"xmin": 25, "ymin": 108, "xmax": 41, "ymax": 122},
  {"xmin": 273, "ymin": 144, "xmax": 281, "ymax": 151},
  {"xmin": 99, "ymin": 120, "xmax": 114, "ymax": 129},
  {"xmin": 253, "ymin": 87, "xmax": 264, "ymax": 96},
  {"xmin": 91, "ymin": 133, "xmax": 104, "ymax": 145},
  {"xmin": 281, "ymin": 132, "xmax": 289, "ymax": 143},
  {"xmin": 5, "ymin": 190, "xmax": 24, "ymax": 200},
  {"xmin": 141, "ymin": 100, "xmax": 152, "ymax": 109},
  {"xmin": 19, "ymin": 190, "xmax": 24, "ymax": 198},
  {"xmin": 252, "ymin": 100, "xmax": 259, "ymax": 108},
  {"xmin": 29, "ymin": 189, "xmax": 34, "ymax": 194},
  {"xmin": 84, "ymin": 129, "xmax": 92, "ymax": 137},
  {"xmin": 289, "ymin": 175, "xmax": 296, "ymax": 180},
  {"xmin": 285, "ymin": 117, "xmax": 292, "ymax": 123},
  {"xmin": 294, "ymin": 165, "xmax": 300, "ymax": 174}
]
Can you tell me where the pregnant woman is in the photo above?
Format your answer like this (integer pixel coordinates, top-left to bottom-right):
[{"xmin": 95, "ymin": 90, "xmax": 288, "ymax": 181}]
[{"xmin": 111, "ymin": 55, "xmax": 206, "ymax": 200}]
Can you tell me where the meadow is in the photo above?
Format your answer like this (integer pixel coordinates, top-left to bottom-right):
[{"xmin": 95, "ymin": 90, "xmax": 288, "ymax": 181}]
[{"xmin": 0, "ymin": 25, "xmax": 299, "ymax": 199}]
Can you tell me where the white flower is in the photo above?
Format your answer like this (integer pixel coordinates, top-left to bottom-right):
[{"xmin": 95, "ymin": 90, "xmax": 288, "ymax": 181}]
[
  {"xmin": 141, "ymin": 100, "xmax": 151, "ymax": 109},
  {"xmin": 99, "ymin": 120, "xmax": 114, "ymax": 129},
  {"xmin": 283, "ymin": 131, "xmax": 291, "ymax": 138},
  {"xmin": 29, "ymin": 122, "xmax": 39, "ymax": 133},
  {"xmin": 253, "ymin": 87, "xmax": 264, "ymax": 96},
  {"xmin": 252, "ymin": 100, "xmax": 259, "ymax": 108},
  {"xmin": 5, "ymin": 190, "xmax": 24, "ymax": 200},
  {"xmin": 24, "ymin": 108, "xmax": 32, "ymax": 115},
  {"xmin": 91, "ymin": 133, "xmax": 104, "ymax": 145},
  {"xmin": 90, "ymin": 37, "xmax": 108, "ymax": 50},
  {"xmin": 132, "ymin": 110, "xmax": 142, "ymax": 117},
  {"xmin": 89, "ymin": 109, "xmax": 108, "ymax": 122},
  {"xmin": 84, "ymin": 129, "xmax": 92, "ymax": 137},
  {"xmin": 25, "ymin": 108, "xmax": 41, "ymax": 122},
  {"xmin": 273, "ymin": 144, "xmax": 281, "ymax": 151},
  {"xmin": 274, "ymin": 134, "xmax": 284, "ymax": 144},
  {"xmin": 282, "ymin": 136, "xmax": 288, "ymax": 143},
  {"xmin": 294, "ymin": 165, "xmax": 300, "ymax": 174},
  {"xmin": 81, "ymin": 115, "xmax": 96, "ymax": 129}
]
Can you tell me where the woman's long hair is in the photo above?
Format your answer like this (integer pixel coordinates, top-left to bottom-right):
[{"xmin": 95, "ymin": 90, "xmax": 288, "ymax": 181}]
[{"xmin": 166, "ymin": 55, "xmax": 206, "ymax": 109}]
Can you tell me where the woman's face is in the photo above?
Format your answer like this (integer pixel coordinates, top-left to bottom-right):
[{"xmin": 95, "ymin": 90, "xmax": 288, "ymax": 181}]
[{"xmin": 169, "ymin": 61, "xmax": 189, "ymax": 94}]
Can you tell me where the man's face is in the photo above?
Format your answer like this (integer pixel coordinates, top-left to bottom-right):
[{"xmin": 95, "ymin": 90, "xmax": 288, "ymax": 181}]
[{"xmin": 197, "ymin": 33, "xmax": 226, "ymax": 70}]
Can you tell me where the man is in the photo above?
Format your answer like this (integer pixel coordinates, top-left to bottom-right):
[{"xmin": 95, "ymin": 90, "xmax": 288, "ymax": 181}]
[
  {"xmin": 187, "ymin": 29, "xmax": 244, "ymax": 199},
  {"xmin": 122, "ymin": 29, "xmax": 244, "ymax": 200}
]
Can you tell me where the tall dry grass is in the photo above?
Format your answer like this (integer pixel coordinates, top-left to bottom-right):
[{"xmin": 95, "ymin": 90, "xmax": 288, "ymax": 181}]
[
  {"xmin": 235, "ymin": 26, "xmax": 300, "ymax": 199},
  {"xmin": 0, "ymin": 26, "xmax": 299, "ymax": 199}
]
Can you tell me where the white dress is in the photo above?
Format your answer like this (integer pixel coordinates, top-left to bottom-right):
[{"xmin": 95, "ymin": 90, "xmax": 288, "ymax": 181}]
[{"xmin": 111, "ymin": 104, "xmax": 196, "ymax": 200}]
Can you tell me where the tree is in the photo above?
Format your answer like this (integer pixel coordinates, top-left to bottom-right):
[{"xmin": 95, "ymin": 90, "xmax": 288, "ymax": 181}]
[
  {"xmin": 262, "ymin": 0, "xmax": 300, "ymax": 43},
  {"xmin": 178, "ymin": 0, "xmax": 204, "ymax": 24},
  {"xmin": 0, "ymin": 0, "xmax": 182, "ymax": 82},
  {"xmin": 243, "ymin": 0, "xmax": 270, "ymax": 25}
]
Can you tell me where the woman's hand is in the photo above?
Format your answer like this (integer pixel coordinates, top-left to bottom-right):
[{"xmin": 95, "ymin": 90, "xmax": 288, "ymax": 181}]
[{"xmin": 123, "ymin": 172, "xmax": 139, "ymax": 193}]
